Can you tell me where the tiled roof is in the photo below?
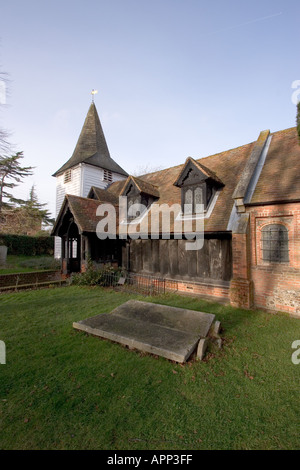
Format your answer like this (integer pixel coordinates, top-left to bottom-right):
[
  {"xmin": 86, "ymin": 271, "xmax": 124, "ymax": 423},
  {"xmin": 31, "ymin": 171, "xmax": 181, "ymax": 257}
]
[
  {"xmin": 53, "ymin": 103, "xmax": 128, "ymax": 177},
  {"xmin": 67, "ymin": 195, "xmax": 105, "ymax": 233},
  {"xmin": 53, "ymin": 127, "xmax": 300, "ymax": 235},
  {"xmin": 87, "ymin": 186, "xmax": 119, "ymax": 205},
  {"xmin": 108, "ymin": 141, "xmax": 255, "ymax": 232},
  {"xmin": 250, "ymin": 127, "xmax": 300, "ymax": 204},
  {"xmin": 52, "ymin": 195, "xmax": 118, "ymax": 235},
  {"xmin": 120, "ymin": 176, "xmax": 160, "ymax": 198}
]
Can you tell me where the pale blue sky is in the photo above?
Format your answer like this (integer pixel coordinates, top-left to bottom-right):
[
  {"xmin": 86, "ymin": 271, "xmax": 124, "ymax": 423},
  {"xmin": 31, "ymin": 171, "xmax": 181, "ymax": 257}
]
[{"xmin": 0, "ymin": 0, "xmax": 299, "ymax": 217}]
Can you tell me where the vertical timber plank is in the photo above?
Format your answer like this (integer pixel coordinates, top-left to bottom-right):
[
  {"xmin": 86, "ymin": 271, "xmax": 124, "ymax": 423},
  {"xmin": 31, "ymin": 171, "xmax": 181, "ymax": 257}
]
[{"xmin": 177, "ymin": 240, "xmax": 188, "ymax": 277}]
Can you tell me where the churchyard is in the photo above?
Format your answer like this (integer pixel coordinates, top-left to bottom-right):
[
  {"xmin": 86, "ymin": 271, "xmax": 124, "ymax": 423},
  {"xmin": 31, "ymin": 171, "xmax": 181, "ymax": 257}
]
[{"xmin": 0, "ymin": 285, "xmax": 299, "ymax": 450}]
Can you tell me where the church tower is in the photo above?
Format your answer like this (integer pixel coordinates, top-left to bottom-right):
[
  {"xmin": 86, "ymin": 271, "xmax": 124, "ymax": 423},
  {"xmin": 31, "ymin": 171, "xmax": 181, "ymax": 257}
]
[{"xmin": 53, "ymin": 101, "xmax": 128, "ymax": 257}]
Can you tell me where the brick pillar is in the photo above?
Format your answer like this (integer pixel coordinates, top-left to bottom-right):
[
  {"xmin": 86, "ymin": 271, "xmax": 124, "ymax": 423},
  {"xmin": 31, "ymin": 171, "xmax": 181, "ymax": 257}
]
[{"xmin": 230, "ymin": 213, "xmax": 253, "ymax": 308}]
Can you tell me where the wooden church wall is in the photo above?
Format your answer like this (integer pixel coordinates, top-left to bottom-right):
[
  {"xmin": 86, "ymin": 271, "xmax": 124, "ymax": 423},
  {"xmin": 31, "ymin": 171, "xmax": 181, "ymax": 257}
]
[{"xmin": 128, "ymin": 237, "xmax": 232, "ymax": 281}]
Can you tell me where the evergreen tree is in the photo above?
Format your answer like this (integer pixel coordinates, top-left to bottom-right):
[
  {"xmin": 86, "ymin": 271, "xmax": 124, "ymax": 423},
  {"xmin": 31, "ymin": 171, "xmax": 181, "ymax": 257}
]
[
  {"xmin": 0, "ymin": 151, "xmax": 34, "ymax": 213},
  {"xmin": 0, "ymin": 70, "xmax": 11, "ymax": 153},
  {"xmin": 22, "ymin": 185, "xmax": 54, "ymax": 226}
]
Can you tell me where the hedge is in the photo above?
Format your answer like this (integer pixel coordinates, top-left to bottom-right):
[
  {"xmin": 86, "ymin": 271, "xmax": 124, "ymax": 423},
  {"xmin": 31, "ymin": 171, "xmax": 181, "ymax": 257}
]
[{"xmin": 0, "ymin": 234, "xmax": 54, "ymax": 256}]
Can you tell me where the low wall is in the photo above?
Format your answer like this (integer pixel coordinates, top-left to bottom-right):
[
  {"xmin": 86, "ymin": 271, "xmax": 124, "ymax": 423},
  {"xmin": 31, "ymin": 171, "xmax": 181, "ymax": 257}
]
[
  {"xmin": 134, "ymin": 274, "xmax": 230, "ymax": 301},
  {"xmin": 0, "ymin": 270, "xmax": 62, "ymax": 289},
  {"xmin": 175, "ymin": 279, "xmax": 230, "ymax": 300}
]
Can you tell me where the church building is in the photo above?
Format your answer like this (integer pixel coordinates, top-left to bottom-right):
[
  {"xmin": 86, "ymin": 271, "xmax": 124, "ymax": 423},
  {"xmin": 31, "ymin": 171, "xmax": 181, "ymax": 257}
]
[{"xmin": 52, "ymin": 101, "xmax": 300, "ymax": 316}]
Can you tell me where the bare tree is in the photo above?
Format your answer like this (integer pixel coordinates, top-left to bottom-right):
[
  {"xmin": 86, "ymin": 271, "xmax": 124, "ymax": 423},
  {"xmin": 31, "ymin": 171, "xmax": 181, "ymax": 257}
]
[
  {"xmin": 297, "ymin": 102, "xmax": 300, "ymax": 143},
  {"xmin": 132, "ymin": 164, "xmax": 164, "ymax": 177},
  {"xmin": 0, "ymin": 69, "xmax": 11, "ymax": 153}
]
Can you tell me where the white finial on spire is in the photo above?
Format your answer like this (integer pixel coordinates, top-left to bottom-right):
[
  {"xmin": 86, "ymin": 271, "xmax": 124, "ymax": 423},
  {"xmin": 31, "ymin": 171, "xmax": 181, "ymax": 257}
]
[{"xmin": 91, "ymin": 89, "xmax": 98, "ymax": 102}]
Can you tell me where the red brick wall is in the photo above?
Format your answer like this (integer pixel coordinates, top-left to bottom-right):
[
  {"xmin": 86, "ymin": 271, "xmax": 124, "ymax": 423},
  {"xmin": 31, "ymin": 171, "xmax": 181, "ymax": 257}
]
[
  {"xmin": 248, "ymin": 203, "xmax": 300, "ymax": 316},
  {"xmin": 175, "ymin": 280, "xmax": 229, "ymax": 299},
  {"xmin": 229, "ymin": 217, "xmax": 253, "ymax": 309},
  {"xmin": 134, "ymin": 274, "xmax": 230, "ymax": 300}
]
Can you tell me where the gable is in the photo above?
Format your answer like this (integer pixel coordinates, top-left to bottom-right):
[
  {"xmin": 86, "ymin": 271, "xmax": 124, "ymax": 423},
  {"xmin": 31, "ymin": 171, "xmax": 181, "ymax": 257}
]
[
  {"xmin": 123, "ymin": 181, "xmax": 140, "ymax": 198},
  {"xmin": 174, "ymin": 157, "xmax": 224, "ymax": 188},
  {"xmin": 120, "ymin": 176, "xmax": 160, "ymax": 199},
  {"xmin": 51, "ymin": 194, "xmax": 118, "ymax": 236},
  {"xmin": 176, "ymin": 160, "xmax": 207, "ymax": 187}
]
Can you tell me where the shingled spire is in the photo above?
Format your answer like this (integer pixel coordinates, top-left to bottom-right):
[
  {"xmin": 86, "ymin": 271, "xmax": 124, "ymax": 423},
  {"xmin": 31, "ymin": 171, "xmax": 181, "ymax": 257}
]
[{"xmin": 53, "ymin": 102, "xmax": 127, "ymax": 177}]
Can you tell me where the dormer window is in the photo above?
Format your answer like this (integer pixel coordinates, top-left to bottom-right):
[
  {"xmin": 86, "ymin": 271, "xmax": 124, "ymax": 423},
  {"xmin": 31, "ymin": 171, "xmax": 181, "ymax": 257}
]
[
  {"xmin": 120, "ymin": 176, "xmax": 160, "ymax": 221},
  {"xmin": 64, "ymin": 169, "xmax": 72, "ymax": 184},
  {"xmin": 126, "ymin": 186, "xmax": 150, "ymax": 220},
  {"xmin": 103, "ymin": 169, "xmax": 113, "ymax": 182},
  {"xmin": 174, "ymin": 157, "xmax": 223, "ymax": 216}
]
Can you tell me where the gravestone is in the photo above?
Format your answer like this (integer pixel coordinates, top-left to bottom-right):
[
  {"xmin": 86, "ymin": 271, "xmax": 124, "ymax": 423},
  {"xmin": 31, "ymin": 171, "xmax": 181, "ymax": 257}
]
[
  {"xmin": 0, "ymin": 246, "xmax": 7, "ymax": 266},
  {"xmin": 73, "ymin": 300, "xmax": 216, "ymax": 363}
]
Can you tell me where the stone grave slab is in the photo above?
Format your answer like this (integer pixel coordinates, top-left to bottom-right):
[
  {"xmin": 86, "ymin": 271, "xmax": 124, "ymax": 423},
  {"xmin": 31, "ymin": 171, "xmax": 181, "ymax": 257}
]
[{"xmin": 73, "ymin": 300, "xmax": 215, "ymax": 363}]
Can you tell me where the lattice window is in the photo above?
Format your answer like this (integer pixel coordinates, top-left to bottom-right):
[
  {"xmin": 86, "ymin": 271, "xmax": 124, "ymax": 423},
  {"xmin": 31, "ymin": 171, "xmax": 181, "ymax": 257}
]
[
  {"xmin": 194, "ymin": 187, "xmax": 203, "ymax": 213},
  {"xmin": 261, "ymin": 224, "xmax": 289, "ymax": 263},
  {"xmin": 64, "ymin": 169, "xmax": 72, "ymax": 184},
  {"xmin": 103, "ymin": 169, "xmax": 113, "ymax": 182},
  {"xmin": 182, "ymin": 184, "xmax": 208, "ymax": 215},
  {"xmin": 184, "ymin": 188, "xmax": 193, "ymax": 215}
]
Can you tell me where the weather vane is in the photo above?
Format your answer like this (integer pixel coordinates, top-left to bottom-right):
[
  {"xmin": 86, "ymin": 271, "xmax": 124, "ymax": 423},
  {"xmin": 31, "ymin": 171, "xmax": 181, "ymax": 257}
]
[{"xmin": 91, "ymin": 89, "xmax": 98, "ymax": 102}]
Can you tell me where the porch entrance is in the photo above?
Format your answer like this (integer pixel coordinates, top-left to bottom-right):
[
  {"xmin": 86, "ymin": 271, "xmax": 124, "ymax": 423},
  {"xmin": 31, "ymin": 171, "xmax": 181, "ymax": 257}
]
[{"xmin": 63, "ymin": 220, "xmax": 81, "ymax": 274}]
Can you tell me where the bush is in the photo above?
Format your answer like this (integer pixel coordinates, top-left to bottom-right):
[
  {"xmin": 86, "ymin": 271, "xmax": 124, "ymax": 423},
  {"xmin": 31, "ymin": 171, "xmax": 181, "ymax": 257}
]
[
  {"xmin": 0, "ymin": 234, "xmax": 54, "ymax": 256},
  {"xmin": 71, "ymin": 261, "xmax": 123, "ymax": 287}
]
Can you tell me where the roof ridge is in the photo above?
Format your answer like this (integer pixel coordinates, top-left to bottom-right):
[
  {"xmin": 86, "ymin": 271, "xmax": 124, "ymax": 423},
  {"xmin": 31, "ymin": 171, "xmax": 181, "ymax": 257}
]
[
  {"xmin": 270, "ymin": 126, "xmax": 297, "ymax": 136},
  {"xmin": 195, "ymin": 140, "xmax": 256, "ymax": 163},
  {"xmin": 138, "ymin": 141, "xmax": 256, "ymax": 184},
  {"xmin": 67, "ymin": 193, "xmax": 100, "ymax": 202},
  {"xmin": 132, "ymin": 175, "xmax": 159, "ymax": 189}
]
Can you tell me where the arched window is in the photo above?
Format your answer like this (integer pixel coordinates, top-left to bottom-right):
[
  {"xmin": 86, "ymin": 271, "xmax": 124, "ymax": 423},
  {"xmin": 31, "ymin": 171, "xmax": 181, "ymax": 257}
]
[
  {"xmin": 194, "ymin": 187, "xmax": 203, "ymax": 213},
  {"xmin": 261, "ymin": 224, "xmax": 289, "ymax": 262},
  {"xmin": 184, "ymin": 189, "xmax": 193, "ymax": 214}
]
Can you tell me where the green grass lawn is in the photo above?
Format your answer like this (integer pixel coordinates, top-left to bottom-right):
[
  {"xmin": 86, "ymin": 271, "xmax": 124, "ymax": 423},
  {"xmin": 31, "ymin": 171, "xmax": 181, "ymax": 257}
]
[
  {"xmin": 0, "ymin": 255, "xmax": 60, "ymax": 274},
  {"xmin": 0, "ymin": 286, "xmax": 299, "ymax": 450}
]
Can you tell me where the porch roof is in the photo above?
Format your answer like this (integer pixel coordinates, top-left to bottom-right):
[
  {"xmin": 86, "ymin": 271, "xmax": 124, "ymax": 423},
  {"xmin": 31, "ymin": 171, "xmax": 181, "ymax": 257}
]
[{"xmin": 51, "ymin": 194, "xmax": 119, "ymax": 236}]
